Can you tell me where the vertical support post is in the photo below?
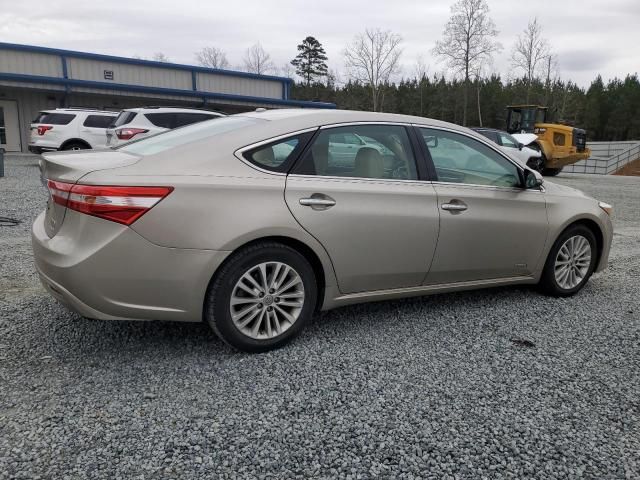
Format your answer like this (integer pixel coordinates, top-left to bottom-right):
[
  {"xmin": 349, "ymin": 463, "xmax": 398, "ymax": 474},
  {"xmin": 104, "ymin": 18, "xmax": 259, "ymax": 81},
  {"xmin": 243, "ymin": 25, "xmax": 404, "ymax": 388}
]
[
  {"xmin": 0, "ymin": 149, "xmax": 4, "ymax": 178},
  {"xmin": 60, "ymin": 55, "xmax": 70, "ymax": 107}
]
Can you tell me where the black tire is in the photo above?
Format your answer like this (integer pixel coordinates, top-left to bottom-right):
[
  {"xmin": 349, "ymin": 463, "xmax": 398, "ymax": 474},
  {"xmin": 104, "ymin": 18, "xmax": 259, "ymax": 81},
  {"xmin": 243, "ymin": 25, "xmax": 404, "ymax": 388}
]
[
  {"xmin": 543, "ymin": 167, "xmax": 563, "ymax": 176},
  {"xmin": 61, "ymin": 142, "xmax": 89, "ymax": 151},
  {"xmin": 205, "ymin": 242, "xmax": 317, "ymax": 353},
  {"xmin": 538, "ymin": 224, "xmax": 598, "ymax": 297}
]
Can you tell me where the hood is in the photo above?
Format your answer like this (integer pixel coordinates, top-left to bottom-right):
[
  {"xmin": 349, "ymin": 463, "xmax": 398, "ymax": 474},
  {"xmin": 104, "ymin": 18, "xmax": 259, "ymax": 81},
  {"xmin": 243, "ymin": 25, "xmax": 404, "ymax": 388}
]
[
  {"xmin": 512, "ymin": 133, "xmax": 539, "ymax": 146},
  {"xmin": 543, "ymin": 180, "xmax": 589, "ymax": 198}
]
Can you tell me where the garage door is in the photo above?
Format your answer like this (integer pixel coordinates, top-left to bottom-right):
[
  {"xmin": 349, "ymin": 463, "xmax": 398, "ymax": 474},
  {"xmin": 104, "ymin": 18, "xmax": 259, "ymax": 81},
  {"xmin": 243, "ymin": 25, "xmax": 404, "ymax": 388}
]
[{"xmin": 0, "ymin": 100, "xmax": 21, "ymax": 152}]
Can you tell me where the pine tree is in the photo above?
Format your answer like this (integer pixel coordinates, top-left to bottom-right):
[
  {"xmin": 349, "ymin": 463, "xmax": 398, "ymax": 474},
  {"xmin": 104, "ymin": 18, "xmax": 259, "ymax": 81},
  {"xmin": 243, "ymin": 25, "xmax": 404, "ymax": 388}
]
[{"xmin": 291, "ymin": 36, "xmax": 329, "ymax": 86}]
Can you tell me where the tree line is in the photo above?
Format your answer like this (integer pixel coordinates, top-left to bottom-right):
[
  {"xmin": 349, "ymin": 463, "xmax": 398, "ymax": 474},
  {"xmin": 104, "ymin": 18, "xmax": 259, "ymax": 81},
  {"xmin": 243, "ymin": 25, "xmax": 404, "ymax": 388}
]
[
  {"xmin": 292, "ymin": 73, "xmax": 640, "ymax": 142},
  {"xmin": 174, "ymin": 0, "xmax": 638, "ymax": 141}
]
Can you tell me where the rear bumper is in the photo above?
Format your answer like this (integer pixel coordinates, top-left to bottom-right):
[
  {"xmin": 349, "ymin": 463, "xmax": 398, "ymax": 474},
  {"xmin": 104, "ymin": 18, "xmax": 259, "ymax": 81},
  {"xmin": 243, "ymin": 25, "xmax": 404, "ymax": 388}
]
[{"xmin": 32, "ymin": 210, "xmax": 230, "ymax": 322}]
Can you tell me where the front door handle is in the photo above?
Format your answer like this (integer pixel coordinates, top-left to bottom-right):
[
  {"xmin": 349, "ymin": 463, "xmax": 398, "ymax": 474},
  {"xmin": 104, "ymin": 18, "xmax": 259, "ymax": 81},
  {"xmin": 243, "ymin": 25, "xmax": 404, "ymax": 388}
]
[{"xmin": 441, "ymin": 201, "xmax": 468, "ymax": 212}]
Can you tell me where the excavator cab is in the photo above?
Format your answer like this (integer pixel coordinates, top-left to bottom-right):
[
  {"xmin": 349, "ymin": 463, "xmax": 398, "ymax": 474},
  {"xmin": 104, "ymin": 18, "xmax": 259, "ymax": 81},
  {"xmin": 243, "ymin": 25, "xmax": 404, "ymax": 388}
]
[{"xmin": 506, "ymin": 105, "xmax": 548, "ymax": 134}]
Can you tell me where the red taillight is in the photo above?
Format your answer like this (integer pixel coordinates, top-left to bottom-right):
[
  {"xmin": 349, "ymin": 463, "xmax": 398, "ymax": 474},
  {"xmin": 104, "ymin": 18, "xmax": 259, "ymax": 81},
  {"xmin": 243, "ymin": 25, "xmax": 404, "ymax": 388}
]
[
  {"xmin": 47, "ymin": 180, "xmax": 173, "ymax": 225},
  {"xmin": 37, "ymin": 125, "xmax": 53, "ymax": 136},
  {"xmin": 115, "ymin": 128, "xmax": 148, "ymax": 140}
]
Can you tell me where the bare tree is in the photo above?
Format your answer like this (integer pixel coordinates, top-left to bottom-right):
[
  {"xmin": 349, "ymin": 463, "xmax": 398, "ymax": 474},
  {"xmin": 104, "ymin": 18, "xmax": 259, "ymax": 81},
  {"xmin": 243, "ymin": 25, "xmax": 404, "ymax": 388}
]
[
  {"xmin": 542, "ymin": 53, "xmax": 559, "ymax": 105},
  {"xmin": 152, "ymin": 52, "xmax": 170, "ymax": 62},
  {"xmin": 195, "ymin": 46, "xmax": 229, "ymax": 69},
  {"xmin": 280, "ymin": 62, "xmax": 296, "ymax": 80},
  {"xmin": 414, "ymin": 55, "xmax": 429, "ymax": 116},
  {"xmin": 432, "ymin": 0, "xmax": 501, "ymax": 126},
  {"xmin": 343, "ymin": 28, "xmax": 403, "ymax": 112},
  {"xmin": 511, "ymin": 18, "xmax": 551, "ymax": 102},
  {"xmin": 243, "ymin": 43, "xmax": 275, "ymax": 75}
]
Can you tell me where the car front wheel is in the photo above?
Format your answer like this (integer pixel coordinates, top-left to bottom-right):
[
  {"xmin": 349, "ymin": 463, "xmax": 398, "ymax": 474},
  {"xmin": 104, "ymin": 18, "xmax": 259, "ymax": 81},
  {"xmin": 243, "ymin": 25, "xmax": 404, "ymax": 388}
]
[
  {"xmin": 539, "ymin": 225, "xmax": 597, "ymax": 297},
  {"xmin": 205, "ymin": 242, "xmax": 317, "ymax": 352}
]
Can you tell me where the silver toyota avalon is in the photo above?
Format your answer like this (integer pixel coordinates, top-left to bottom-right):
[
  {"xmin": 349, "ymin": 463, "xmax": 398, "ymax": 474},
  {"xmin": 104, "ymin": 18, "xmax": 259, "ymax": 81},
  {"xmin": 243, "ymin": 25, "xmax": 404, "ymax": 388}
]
[{"xmin": 32, "ymin": 109, "xmax": 613, "ymax": 352}]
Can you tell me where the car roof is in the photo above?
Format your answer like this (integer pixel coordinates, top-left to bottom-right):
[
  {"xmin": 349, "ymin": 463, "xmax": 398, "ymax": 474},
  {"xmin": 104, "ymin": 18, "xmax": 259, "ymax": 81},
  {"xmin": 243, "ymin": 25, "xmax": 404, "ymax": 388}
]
[
  {"xmin": 123, "ymin": 106, "xmax": 225, "ymax": 115},
  {"xmin": 40, "ymin": 108, "xmax": 116, "ymax": 115},
  {"xmin": 237, "ymin": 108, "xmax": 471, "ymax": 133}
]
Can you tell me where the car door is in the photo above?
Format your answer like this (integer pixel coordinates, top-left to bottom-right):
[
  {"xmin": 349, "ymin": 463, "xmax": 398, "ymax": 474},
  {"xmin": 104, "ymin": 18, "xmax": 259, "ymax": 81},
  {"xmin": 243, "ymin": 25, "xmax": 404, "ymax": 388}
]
[
  {"xmin": 416, "ymin": 126, "xmax": 548, "ymax": 285},
  {"xmin": 285, "ymin": 123, "xmax": 440, "ymax": 294},
  {"xmin": 81, "ymin": 114, "xmax": 116, "ymax": 148}
]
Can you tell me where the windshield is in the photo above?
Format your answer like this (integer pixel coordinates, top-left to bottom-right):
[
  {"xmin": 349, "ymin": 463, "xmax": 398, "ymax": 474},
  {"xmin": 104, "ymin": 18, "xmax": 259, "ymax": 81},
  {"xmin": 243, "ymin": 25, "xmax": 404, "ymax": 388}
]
[{"xmin": 118, "ymin": 116, "xmax": 262, "ymax": 156}]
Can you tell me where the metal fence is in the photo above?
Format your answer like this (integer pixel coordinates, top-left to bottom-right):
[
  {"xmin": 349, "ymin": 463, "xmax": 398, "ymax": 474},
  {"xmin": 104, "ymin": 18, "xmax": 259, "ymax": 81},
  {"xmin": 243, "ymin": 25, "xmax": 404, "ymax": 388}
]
[{"xmin": 564, "ymin": 141, "xmax": 640, "ymax": 174}]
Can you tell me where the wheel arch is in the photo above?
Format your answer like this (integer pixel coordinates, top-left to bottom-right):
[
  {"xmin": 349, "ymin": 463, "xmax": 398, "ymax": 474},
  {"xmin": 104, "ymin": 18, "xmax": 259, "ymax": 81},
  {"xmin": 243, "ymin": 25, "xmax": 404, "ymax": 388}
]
[
  {"xmin": 59, "ymin": 138, "xmax": 92, "ymax": 150},
  {"xmin": 204, "ymin": 235, "xmax": 330, "ymax": 316}
]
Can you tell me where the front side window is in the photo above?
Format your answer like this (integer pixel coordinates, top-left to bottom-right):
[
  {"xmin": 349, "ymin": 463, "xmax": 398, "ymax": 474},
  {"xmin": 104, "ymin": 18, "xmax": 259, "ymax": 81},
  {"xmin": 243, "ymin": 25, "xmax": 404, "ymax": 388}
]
[
  {"xmin": 293, "ymin": 124, "xmax": 418, "ymax": 180},
  {"xmin": 419, "ymin": 128, "xmax": 521, "ymax": 188}
]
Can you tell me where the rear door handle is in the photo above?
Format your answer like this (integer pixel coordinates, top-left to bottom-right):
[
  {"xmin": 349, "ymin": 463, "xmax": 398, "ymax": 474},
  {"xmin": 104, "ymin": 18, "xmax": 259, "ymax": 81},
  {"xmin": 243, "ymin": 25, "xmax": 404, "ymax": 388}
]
[
  {"xmin": 441, "ymin": 202, "xmax": 468, "ymax": 212},
  {"xmin": 300, "ymin": 197, "xmax": 336, "ymax": 207}
]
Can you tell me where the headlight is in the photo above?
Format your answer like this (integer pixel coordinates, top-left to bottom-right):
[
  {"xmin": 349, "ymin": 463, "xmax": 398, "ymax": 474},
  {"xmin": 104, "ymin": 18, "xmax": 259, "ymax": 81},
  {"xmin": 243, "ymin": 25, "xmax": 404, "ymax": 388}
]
[{"xmin": 598, "ymin": 201, "xmax": 613, "ymax": 216}]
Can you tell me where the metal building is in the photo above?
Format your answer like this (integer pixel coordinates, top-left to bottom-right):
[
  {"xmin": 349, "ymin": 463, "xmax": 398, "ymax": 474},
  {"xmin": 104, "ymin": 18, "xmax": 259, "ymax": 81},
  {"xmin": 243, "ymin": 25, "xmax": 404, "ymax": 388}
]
[{"xmin": 0, "ymin": 42, "xmax": 334, "ymax": 152}]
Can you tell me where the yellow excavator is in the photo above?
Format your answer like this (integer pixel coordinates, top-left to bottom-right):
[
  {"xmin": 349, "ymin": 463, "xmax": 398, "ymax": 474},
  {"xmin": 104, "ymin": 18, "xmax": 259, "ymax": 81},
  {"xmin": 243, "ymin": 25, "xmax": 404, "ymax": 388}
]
[{"xmin": 506, "ymin": 105, "xmax": 591, "ymax": 176}]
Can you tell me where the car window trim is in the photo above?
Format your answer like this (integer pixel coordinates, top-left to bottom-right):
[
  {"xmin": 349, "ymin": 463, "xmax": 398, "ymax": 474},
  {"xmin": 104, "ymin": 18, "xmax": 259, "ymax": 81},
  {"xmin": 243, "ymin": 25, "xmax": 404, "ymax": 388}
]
[
  {"xmin": 234, "ymin": 127, "xmax": 319, "ymax": 176},
  {"xmin": 412, "ymin": 124, "xmax": 527, "ymax": 189}
]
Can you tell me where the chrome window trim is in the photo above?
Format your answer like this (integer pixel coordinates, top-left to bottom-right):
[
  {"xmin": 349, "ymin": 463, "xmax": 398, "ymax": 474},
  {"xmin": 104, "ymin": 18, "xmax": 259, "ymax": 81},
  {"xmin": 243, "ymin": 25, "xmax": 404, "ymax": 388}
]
[
  {"xmin": 287, "ymin": 174, "xmax": 543, "ymax": 193},
  {"xmin": 234, "ymin": 127, "xmax": 320, "ymax": 176},
  {"xmin": 287, "ymin": 173, "xmax": 429, "ymax": 186}
]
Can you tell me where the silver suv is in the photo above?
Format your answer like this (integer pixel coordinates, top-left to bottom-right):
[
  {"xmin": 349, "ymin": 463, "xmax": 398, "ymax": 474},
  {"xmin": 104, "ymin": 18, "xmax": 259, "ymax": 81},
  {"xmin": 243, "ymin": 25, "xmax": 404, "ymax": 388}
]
[
  {"xmin": 29, "ymin": 108, "xmax": 118, "ymax": 153},
  {"xmin": 105, "ymin": 107, "xmax": 225, "ymax": 147}
]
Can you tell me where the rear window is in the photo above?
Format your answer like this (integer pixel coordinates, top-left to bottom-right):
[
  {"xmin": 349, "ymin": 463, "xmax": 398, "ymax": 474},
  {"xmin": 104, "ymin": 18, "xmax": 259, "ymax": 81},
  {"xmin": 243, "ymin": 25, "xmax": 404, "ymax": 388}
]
[
  {"xmin": 83, "ymin": 115, "xmax": 117, "ymax": 128},
  {"xmin": 118, "ymin": 116, "xmax": 262, "ymax": 156},
  {"xmin": 111, "ymin": 111, "xmax": 138, "ymax": 127},
  {"xmin": 32, "ymin": 112, "xmax": 76, "ymax": 125},
  {"xmin": 144, "ymin": 112, "xmax": 221, "ymax": 129}
]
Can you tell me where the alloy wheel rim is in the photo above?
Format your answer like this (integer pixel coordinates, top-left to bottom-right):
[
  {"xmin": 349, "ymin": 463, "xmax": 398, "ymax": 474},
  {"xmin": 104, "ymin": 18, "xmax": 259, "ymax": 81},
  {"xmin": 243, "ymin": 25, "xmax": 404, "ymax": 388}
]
[
  {"xmin": 554, "ymin": 235, "xmax": 591, "ymax": 290},
  {"xmin": 230, "ymin": 262, "xmax": 305, "ymax": 340}
]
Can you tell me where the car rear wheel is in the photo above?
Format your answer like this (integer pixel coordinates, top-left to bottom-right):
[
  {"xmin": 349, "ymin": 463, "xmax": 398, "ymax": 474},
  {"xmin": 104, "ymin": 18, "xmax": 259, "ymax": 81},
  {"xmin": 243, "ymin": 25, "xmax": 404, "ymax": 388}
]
[
  {"xmin": 205, "ymin": 242, "xmax": 317, "ymax": 352},
  {"xmin": 539, "ymin": 225, "xmax": 597, "ymax": 297},
  {"xmin": 61, "ymin": 142, "xmax": 89, "ymax": 151}
]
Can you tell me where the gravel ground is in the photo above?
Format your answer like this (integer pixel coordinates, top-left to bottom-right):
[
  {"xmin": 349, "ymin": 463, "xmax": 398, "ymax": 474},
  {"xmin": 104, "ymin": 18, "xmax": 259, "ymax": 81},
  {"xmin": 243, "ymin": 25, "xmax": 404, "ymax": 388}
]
[{"xmin": 0, "ymin": 155, "xmax": 638, "ymax": 479}]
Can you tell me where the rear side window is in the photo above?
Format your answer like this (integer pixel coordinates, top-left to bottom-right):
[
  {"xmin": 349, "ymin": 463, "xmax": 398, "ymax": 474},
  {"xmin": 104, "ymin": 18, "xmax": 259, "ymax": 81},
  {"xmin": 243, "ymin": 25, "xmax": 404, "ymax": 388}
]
[
  {"xmin": 476, "ymin": 130, "xmax": 498, "ymax": 143},
  {"xmin": 243, "ymin": 133, "xmax": 314, "ymax": 172},
  {"xmin": 145, "ymin": 113, "xmax": 175, "ymax": 129},
  {"xmin": 174, "ymin": 113, "xmax": 219, "ymax": 128},
  {"xmin": 119, "ymin": 116, "xmax": 262, "ymax": 155},
  {"xmin": 33, "ymin": 113, "xmax": 76, "ymax": 125},
  {"xmin": 112, "ymin": 111, "xmax": 137, "ymax": 127},
  {"xmin": 83, "ymin": 115, "xmax": 116, "ymax": 128}
]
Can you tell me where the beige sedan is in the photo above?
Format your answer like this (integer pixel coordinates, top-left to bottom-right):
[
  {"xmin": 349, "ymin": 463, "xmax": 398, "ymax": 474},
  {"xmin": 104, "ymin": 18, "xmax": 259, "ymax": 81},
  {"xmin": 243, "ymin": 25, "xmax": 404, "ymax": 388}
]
[{"xmin": 32, "ymin": 109, "xmax": 613, "ymax": 352}]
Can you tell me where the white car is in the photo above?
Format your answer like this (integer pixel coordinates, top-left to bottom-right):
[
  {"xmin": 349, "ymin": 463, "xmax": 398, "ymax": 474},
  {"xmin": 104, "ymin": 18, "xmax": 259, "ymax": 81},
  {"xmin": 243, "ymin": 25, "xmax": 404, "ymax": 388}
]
[
  {"xmin": 472, "ymin": 128, "xmax": 542, "ymax": 170},
  {"xmin": 29, "ymin": 108, "xmax": 118, "ymax": 153},
  {"xmin": 105, "ymin": 107, "xmax": 225, "ymax": 147}
]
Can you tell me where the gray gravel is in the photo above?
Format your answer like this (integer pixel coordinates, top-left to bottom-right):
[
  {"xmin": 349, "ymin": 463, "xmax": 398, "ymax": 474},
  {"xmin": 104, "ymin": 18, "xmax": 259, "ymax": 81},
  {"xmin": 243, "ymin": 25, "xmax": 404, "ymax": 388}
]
[{"xmin": 1, "ymin": 155, "xmax": 639, "ymax": 479}]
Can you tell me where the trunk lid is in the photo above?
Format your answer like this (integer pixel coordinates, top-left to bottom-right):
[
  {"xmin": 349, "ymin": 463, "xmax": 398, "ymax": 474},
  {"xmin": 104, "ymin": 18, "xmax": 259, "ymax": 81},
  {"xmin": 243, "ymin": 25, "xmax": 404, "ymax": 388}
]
[{"xmin": 40, "ymin": 150, "xmax": 140, "ymax": 237}]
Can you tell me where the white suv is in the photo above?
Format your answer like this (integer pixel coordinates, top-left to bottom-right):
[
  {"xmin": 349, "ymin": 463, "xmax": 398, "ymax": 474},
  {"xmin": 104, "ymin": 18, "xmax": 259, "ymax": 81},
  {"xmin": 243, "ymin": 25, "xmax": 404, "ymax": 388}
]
[
  {"xmin": 105, "ymin": 107, "xmax": 225, "ymax": 147},
  {"xmin": 29, "ymin": 108, "xmax": 118, "ymax": 153}
]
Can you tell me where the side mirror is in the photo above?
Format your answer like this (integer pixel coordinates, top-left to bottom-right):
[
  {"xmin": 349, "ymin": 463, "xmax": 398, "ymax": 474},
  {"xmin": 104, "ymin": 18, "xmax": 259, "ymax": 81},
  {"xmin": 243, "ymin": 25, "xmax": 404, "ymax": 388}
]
[
  {"xmin": 518, "ymin": 143, "xmax": 524, "ymax": 151},
  {"xmin": 523, "ymin": 169, "xmax": 544, "ymax": 189}
]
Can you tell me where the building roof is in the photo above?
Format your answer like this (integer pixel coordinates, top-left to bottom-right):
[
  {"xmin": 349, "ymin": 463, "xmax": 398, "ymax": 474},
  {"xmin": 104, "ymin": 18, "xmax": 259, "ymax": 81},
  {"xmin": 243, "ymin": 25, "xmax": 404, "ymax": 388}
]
[{"xmin": 0, "ymin": 42, "xmax": 336, "ymax": 110}]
